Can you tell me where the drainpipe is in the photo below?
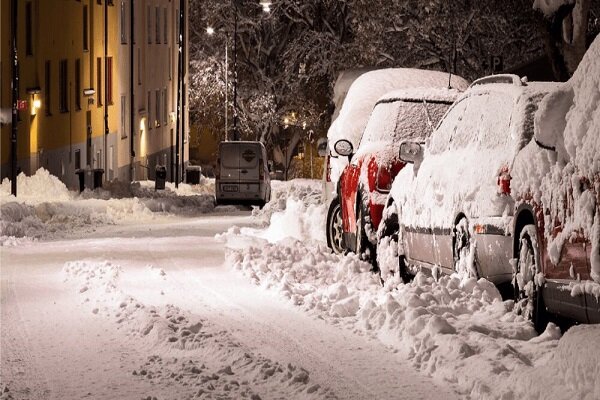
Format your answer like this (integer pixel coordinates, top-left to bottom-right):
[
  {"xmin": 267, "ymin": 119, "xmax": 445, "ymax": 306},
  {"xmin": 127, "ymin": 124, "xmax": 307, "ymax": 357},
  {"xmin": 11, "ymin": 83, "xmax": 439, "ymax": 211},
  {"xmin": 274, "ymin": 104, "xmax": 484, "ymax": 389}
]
[
  {"xmin": 104, "ymin": 0, "xmax": 109, "ymax": 180},
  {"xmin": 180, "ymin": 0, "xmax": 186, "ymax": 180},
  {"xmin": 10, "ymin": 0, "xmax": 19, "ymax": 196},
  {"xmin": 175, "ymin": 0, "xmax": 183, "ymax": 188},
  {"xmin": 130, "ymin": 0, "xmax": 135, "ymax": 181}
]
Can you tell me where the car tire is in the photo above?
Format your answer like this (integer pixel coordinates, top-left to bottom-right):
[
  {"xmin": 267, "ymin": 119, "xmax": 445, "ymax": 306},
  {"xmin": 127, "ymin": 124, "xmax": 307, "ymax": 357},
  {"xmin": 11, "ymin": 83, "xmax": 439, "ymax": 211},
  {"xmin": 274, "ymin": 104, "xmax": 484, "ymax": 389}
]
[
  {"xmin": 326, "ymin": 197, "xmax": 345, "ymax": 254},
  {"xmin": 355, "ymin": 193, "xmax": 377, "ymax": 268},
  {"xmin": 377, "ymin": 203, "xmax": 412, "ymax": 284},
  {"xmin": 452, "ymin": 217, "xmax": 478, "ymax": 278},
  {"xmin": 514, "ymin": 224, "xmax": 547, "ymax": 333}
]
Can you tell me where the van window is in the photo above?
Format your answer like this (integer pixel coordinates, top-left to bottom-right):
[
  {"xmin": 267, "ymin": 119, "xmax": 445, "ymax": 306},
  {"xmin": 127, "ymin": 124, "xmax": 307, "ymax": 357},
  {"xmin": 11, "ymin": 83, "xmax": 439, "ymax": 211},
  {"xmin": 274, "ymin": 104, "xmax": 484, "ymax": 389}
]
[
  {"xmin": 221, "ymin": 145, "xmax": 239, "ymax": 168},
  {"xmin": 429, "ymin": 99, "xmax": 467, "ymax": 155}
]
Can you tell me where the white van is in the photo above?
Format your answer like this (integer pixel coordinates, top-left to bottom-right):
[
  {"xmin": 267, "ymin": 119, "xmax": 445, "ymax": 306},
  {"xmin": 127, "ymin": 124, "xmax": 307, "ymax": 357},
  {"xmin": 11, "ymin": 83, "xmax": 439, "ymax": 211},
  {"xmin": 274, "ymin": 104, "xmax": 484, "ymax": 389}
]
[{"xmin": 215, "ymin": 141, "xmax": 271, "ymax": 207}]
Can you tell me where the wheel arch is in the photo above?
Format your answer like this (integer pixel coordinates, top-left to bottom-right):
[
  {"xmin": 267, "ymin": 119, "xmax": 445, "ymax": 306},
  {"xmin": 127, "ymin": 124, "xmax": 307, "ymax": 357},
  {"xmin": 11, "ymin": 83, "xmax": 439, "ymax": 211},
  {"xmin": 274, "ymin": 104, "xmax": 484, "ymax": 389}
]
[{"xmin": 513, "ymin": 205, "xmax": 537, "ymax": 259}]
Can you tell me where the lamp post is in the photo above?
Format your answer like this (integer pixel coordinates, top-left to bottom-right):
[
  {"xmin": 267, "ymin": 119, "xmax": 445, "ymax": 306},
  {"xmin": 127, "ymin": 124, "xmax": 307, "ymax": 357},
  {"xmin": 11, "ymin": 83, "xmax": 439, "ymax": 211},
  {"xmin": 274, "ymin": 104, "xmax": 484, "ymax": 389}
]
[
  {"xmin": 206, "ymin": 27, "xmax": 229, "ymax": 141},
  {"xmin": 207, "ymin": 1, "xmax": 272, "ymax": 142}
]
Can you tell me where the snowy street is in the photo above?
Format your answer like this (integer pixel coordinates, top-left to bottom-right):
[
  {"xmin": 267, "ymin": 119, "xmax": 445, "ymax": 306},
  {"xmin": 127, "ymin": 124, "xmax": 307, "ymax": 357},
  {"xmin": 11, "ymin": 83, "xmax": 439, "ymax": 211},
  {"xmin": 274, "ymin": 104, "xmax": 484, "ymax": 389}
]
[
  {"xmin": 1, "ymin": 174, "xmax": 599, "ymax": 400},
  {"xmin": 1, "ymin": 210, "xmax": 455, "ymax": 400}
]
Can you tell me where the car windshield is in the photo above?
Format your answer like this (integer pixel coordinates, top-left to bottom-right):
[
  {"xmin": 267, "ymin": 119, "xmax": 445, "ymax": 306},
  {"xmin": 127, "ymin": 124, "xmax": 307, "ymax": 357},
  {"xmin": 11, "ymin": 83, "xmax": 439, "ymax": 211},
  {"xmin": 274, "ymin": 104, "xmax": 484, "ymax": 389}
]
[{"xmin": 360, "ymin": 100, "xmax": 452, "ymax": 146}]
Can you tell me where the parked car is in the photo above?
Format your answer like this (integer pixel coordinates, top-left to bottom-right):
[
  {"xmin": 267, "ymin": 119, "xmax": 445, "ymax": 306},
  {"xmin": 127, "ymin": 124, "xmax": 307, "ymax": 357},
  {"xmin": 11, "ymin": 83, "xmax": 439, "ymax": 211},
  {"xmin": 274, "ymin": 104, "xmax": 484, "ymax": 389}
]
[
  {"xmin": 332, "ymin": 88, "xmax": 462, "ymax": 263},
  {"xmin": 324, "ymin": 68, "xmax": 469, "ymax": 255},
  {"xmin": 215, "ymin": 141, "xmax": 271, "ymax": 207},
  {"xmin": 377, "ymin": 75, "xmax": 561, "ymax": 293},
  {"xmin": 510, "ymin": 36, "xmax": 600, "ymax": 330}
]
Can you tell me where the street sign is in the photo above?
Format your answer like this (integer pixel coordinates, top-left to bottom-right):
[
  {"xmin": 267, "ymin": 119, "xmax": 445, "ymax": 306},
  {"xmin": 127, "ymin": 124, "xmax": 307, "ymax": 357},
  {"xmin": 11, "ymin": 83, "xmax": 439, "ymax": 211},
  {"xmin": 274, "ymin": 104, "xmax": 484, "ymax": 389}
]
[{"xmin": 17, "ymin": 100, "xmax": 28, "ymax": 111}]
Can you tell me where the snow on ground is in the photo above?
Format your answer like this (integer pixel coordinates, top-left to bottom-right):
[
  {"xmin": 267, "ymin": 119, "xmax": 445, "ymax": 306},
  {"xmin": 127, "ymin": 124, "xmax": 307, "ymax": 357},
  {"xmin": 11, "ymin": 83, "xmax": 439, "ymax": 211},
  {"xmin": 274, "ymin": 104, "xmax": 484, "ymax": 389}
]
[
  {"xmin": 2, "ymin": 170, "xmax": 599, "ymax": 400},
  {"xmin": 60, "ymin": 259, "xmax": 332, "ymax": 400},
  {"xmin": 221, "ymin": 180, "xmax": 600, "ymax": 400}
]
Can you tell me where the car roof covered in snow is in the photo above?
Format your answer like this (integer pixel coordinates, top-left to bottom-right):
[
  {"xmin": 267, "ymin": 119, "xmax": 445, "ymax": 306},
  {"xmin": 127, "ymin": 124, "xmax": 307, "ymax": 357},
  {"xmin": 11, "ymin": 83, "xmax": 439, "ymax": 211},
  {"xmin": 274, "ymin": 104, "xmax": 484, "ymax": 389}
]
[{"xmin": 376, "ymin": 87, "xmax": 463, "ymax": 105}]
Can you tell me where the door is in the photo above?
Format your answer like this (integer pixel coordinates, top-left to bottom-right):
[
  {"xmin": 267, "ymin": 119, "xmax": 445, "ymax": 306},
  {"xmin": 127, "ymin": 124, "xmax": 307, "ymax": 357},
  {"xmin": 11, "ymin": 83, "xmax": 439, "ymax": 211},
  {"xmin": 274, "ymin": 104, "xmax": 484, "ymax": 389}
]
[
  {"xmin": 219, "ymin": 143, "xmax": 240, "ymax": 182},
  {"xmin": 238, "ymin": 143, "xmax": 260, "ymax": 182}
]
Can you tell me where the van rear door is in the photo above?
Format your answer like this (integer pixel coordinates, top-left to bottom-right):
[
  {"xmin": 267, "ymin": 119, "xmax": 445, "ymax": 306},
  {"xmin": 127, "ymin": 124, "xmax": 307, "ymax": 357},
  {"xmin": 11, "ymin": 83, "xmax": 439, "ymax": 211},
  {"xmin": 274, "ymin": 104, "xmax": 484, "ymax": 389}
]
[
  {"xmin": 219, "ymin": 143, "xmax": 240, "ymax": 182},
  {"xmin": 238, "ymin": 143, "xmax": 260, "ymax": 182}
]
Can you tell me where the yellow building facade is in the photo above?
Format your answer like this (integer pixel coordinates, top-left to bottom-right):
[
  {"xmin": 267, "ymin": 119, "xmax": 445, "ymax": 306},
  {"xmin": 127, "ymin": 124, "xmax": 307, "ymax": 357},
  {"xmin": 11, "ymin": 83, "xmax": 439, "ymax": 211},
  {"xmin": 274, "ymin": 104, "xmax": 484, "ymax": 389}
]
[{"xmin": 1, "ymin": 0, "xmax": 189, "ymax": 190}]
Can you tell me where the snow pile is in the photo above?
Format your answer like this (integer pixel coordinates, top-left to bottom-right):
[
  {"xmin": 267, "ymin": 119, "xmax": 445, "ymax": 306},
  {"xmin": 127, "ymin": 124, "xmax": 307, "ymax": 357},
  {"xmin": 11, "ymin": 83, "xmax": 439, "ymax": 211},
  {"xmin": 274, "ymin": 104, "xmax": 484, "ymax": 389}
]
[
  {"xmin": 513, "ymin": 36, "xmax": 600, "ymax": 283},
  {"xmin": 327, "ymin": 68, "xmax": 469, "ymax": 184},
  {"xmin": 62, "ymin": 259, "xmax": 334, "ymax": 399},
  {"xmin": 0, "ymin": 168, "xmax": 74, "ymax": 203},
  {"xmin": 0, "ymin": 169, "xmax": 224, "ymax": 242},
  {"xmin": 246, "ymin": 179, "xmax": 327, "ymax": 243},
  {"xmin": 225, "ymin": 231, "xmax": 600, "ymax": 399}
]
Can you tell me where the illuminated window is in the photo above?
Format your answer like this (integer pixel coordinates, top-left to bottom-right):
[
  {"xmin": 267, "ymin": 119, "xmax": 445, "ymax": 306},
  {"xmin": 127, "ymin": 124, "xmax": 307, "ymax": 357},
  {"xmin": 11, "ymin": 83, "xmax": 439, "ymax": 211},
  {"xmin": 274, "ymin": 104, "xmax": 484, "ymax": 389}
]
[
  {"xmin": 107, "ymin": 57, "xmax": 113, "ymax": 105},
  {"xmin": 97, "ymin": 58, "xmax": 102, "ymax": 107}
]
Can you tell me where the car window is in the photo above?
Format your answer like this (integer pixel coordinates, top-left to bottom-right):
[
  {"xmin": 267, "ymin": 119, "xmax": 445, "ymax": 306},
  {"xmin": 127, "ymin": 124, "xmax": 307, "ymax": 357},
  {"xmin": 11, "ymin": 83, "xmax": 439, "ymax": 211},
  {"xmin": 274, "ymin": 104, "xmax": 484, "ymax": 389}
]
[
  {"xmin": 477, "ymin": 93, "xmax": 513, "ymax": 149},
  {"xmin": 429, "ymin": 99, "xmax": 468, "ymax": 154},
  {"xmin": 361, "ymin": 100, "xmax": 452, "ymax": 146}
]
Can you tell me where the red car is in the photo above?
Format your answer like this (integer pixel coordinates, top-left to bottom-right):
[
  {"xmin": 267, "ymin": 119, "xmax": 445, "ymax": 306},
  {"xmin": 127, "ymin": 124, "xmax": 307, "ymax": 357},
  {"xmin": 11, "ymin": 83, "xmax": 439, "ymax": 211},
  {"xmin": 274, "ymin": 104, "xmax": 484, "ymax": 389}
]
[
  {"xmin": 333, "ymin": 88, "xmax": 461, "ymax": 263},
  {"xmin": 511, "ymin": 40, "xmax": 600, "ymax": 330}
]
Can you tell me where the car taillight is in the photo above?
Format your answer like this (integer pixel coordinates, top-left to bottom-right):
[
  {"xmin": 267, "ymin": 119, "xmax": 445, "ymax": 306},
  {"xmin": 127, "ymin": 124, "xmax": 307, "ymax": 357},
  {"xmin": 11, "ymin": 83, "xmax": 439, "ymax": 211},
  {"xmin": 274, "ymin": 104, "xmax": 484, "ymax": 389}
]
[
  {"xmin": 259, "ymin": 158, "xmax": 264, "ymax": 180},
  {"xmin": 216, "ymin": 158, "xmax": 220, "ymax": 180},
  {"xmin": 376, "ymin": 165, "xmax": 392, "ymax": 193},
  {"xmin": 497, "ymin": 166, "xmax": 511, "ymax": 195}
]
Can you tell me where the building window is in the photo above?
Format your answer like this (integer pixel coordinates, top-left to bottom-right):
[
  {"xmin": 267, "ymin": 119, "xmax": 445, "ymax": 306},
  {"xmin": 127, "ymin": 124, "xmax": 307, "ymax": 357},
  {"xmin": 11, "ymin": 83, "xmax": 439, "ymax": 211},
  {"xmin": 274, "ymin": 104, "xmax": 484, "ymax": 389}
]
[
  {"xmin": 83, "ymin": 5, "xmax": 89, "ymax": 51},
  {"xmin": 26, "ymin": 2, "xmax": 33, "ymax": 56},
  {"xmin": 107, "ymin": 57, "xmax": 113, "ymax": 105},
  {"xmin": 147, "ymin": 91, "xmax": 152, "ymax": 130},
  {"xmin": 147, "ymin": 5, "xmax": 152, "ymax": 44},
  {"xmin": 176, "ymin": 8, "xmax": 180, "ymax": 44},
  {"xmin": 156, "ymin": 7, "xmax": 161, "ymax": 44},
  {"xmin": 75, "ymin": 149, "xmax": 81, "ymax": 170},
  {"xmin": 121, "ymin": 95, "xmax": 127, "ymax": 139},
  {"xmin": 75, "ymin": 59, "xmax": 81, "ymax": 110},
  {"xmin": 163, "ymin": 8, "xmax": 167, "ymax": 44},
  {"xmin": 45, "ymin": 61, "xmax": 52, "ymax": 115},
  {"xmin": 137, "ymin": 48, "xmax": 142, "ymax": 85},
  {"xmin": 168, "ymin": 47, "xmax": 172, "ymax": 80},
  {"xmin": 162, "ymin": 88, "xmax": 167, "ymax": 125},
  {"xmin": 155, "ymin": 90, "xmax": 161, "ymax": 127},
  {"xmin": 120, "ymin": 0, "xmax": 127, "ymax": 44},
  {"xmin": 97, "ymin": 58, "xmax": 102, "ymax": 106},
  {"xmin": 59, "ymin": 60, "xmax": 68, "ymax": 113}
]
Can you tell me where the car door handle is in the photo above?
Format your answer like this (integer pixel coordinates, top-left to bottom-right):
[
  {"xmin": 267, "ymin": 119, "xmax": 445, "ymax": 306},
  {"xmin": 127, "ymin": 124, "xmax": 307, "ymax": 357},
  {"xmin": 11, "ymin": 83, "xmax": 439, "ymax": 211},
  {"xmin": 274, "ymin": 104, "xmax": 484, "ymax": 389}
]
[{"xmin": 241, "ymin": 169, "xmax": 248, "ymax": 174}]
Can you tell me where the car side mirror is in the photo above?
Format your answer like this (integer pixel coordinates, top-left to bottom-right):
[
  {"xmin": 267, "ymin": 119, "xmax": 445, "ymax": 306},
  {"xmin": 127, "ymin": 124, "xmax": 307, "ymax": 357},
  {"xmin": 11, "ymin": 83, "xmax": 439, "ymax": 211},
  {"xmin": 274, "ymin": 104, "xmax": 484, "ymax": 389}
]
[
  {"xmin": 334, "ymin": 139, "xmax": 354, "ymax": 161},
  {"xmin": 399, "ymin": 141, "xmax": 423, "ymax": 164}
]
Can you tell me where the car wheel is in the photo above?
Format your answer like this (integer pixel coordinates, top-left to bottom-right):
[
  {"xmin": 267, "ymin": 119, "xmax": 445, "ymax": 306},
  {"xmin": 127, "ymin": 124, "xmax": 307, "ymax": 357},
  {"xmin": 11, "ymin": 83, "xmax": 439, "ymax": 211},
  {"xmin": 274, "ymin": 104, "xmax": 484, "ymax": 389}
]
[
  {"xmin": 326, "ymin": 198, "xmax": 345, "ymax": 254},
  {"xmin": 452, "ymin": 217, "xmax": 478, "ymax": 278},
  {"xmin": 377, "ymin": 204, "xmax": 412, "ymax": 284},
  {"xmin": 355, "ymin": 194, "xmax": 377, "ymax": 268},
  {"xmin": 514, "ymin": 224, "xmax": 547, "ymax": 332}
]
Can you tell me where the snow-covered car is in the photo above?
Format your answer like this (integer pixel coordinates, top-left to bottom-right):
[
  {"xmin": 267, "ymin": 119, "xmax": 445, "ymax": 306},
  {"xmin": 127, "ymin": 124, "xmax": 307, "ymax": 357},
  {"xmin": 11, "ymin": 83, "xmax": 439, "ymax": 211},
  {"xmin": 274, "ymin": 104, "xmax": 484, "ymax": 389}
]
[
  {"xmin": 325, "ymin": 68, "xmax": 469, "ymax": 255},
  {"xmin": 377, "ymin": 75, "xmax": 561, "ymax": 289},
  {"xmin": 510, "ymin": 36, "xmax": 600, "ymax": 330},
  {"xmin": 332, "ymin": 88, "xmax": 463, "ymax": 263}
]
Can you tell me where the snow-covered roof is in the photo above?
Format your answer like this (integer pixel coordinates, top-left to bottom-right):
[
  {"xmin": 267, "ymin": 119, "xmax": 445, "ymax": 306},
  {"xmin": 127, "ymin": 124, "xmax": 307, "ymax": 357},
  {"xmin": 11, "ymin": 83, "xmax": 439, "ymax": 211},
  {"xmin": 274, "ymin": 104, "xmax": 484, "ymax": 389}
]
[
  {"xmin": 377, "ymin": 87, "xmax": 463, "ymax": 104},
  {"xmin": 327, "ymin": 68, "xmax": 469, "ymax": 184}
]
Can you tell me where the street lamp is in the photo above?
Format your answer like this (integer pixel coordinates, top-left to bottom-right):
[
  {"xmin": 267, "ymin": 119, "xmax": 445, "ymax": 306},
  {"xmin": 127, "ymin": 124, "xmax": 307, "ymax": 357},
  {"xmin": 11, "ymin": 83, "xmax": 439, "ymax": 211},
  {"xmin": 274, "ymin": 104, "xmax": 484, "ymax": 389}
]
[{"xmin": 206, "ymin": 26, "xmax": 230, "ymax": 141}]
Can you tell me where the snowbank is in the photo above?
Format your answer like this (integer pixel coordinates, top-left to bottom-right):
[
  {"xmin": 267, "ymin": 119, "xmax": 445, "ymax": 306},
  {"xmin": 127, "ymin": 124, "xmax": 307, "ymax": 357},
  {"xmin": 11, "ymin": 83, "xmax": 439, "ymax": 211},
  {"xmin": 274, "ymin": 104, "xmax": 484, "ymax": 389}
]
[
  {"xmin": 224, "ymin": 232, "xmax": 600, "ymax": 399},
  {"xmin": 0, "ymin": 168, "xmax": 223, "ymax": 243}
]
